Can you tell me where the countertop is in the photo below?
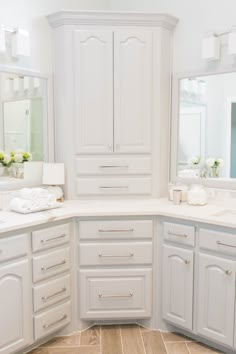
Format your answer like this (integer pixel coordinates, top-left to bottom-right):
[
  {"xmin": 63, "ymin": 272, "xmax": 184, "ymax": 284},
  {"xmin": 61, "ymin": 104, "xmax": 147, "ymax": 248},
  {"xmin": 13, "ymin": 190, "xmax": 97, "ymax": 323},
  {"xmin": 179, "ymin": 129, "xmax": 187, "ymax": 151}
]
[{"xmin": 0, "ymin": 198, "xmax": 235, "ymax": 235}]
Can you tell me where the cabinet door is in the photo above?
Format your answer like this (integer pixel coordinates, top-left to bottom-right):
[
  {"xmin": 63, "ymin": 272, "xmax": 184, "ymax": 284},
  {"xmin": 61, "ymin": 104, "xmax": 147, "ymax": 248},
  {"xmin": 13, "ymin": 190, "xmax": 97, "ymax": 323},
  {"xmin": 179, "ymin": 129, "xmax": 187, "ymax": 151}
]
[
  {"xmin": 114, "ymin": 31, "xmax": 152, "ymax": 153},
  {"xmin": 74, "ymin": 30, "xmax": 113, "ymax": 153},
  {"xmin": 162, "ymin": 245, "xmax": 193, "ymax": 330},
  {"xmin": 0, "ymin": 260, "xmax": 32, "ymax": 354},
  {"xmin": 197, "ymin": 253, "xmax": 235, "ymax": 347}
]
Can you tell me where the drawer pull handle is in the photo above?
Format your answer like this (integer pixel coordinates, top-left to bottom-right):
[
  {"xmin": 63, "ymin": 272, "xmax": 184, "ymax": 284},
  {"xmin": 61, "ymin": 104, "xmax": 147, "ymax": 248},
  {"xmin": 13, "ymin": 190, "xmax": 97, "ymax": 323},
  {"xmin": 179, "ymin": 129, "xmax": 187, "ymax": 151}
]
[
  {"xmin": 168, "ymin": 230, "xmax": 188, "ymax": 238},
  {"xmin": 226, "ymin": 270, "xmax": 232, "ymax": 275},
  {"xmin": 98, "ymin": 228, "xmax": 134, "ymax": 233},
  {"xmin": 42, "ymin": 287, "xmax": 67, "ymax": 301},
  {"xmin": 99, "ymin": 186, "xmax": 128, "ymax": 189},
  {"xmin": 40, "ymin": 234, "xmax": 66, "ymax": 244},
  {"xmin": 41, "ymin": 260, "xmax": 66, "ymax": 271},
  {"xmin": 98, "ymin": 253, "xmax": 134, "ymax": 258},
  {"xmin": 43, "ymin": 314, "xmax": 68, "ymax": 329},
  {"xmin": 185, "ymin": 260, "xmax": 190, "ymax": 264},
  {"xmin": 99, "ymin": 165, "xmax": 128, "ymax": 169},
  {"xmin": 217, "ymin": 241, "xmax": 236, "ymax": 249},
  {"xmin": 99, "ymin": 293, "xmax": 133, "ymax": 299}
]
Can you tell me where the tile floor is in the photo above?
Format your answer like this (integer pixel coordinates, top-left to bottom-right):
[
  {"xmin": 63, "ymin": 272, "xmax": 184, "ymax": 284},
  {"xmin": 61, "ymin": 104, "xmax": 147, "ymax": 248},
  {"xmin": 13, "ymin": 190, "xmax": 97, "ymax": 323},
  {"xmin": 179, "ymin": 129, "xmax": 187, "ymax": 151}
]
[{"xmin": 28, "ymin": 324, "xmax": 223, "ymax": 354}]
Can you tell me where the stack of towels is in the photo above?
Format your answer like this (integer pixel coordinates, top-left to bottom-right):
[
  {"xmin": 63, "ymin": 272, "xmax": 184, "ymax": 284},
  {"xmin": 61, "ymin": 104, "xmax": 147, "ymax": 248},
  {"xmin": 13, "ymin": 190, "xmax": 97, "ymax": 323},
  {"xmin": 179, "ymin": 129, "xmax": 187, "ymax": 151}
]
[{"xmin": 10, "ymin": 188, "xmax": 58, "ymax": 213}]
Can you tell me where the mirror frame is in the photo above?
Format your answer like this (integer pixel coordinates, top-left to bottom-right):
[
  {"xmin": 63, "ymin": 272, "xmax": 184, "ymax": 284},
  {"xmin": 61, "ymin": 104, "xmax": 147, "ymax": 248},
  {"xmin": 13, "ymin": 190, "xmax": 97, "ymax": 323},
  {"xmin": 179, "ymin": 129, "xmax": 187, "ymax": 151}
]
[
  {"xmin": 170, "ymin": 68, "xmax": 236, "ymax": 190},
  {"xmin": 0, "ymin": 65, "xmax": 54, "ymax": 191}
]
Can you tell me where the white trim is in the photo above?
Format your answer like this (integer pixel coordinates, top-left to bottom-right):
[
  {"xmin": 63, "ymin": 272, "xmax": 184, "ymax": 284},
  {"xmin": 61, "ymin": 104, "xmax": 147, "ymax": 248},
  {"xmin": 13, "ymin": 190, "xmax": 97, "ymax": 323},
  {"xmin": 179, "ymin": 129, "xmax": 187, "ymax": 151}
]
[{"xmin": 47, "ymin": 11, "xmax": 178, "ymax": 30}]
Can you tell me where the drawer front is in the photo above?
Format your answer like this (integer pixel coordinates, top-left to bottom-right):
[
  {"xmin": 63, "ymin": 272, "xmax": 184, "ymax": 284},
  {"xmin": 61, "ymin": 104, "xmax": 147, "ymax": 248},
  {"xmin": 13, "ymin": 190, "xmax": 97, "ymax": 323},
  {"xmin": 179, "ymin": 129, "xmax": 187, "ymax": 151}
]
[
  {"xmin": 33, "ymin": 274, "xmax": 71, "ymax": 312},
  {"xmin": 79, "ymin": 220, "xmax": 153, "ymax": 240},
  {"xmin": 32, "ymin": 223, "xmax": 70, "ymax": 253},
  {"xmin": 80, "ymin": 242, "xmax": 152, "ymax": 266},
  {"xmin": 34, "ymin": 301, "xmax": 71, "ymax": 340},
  {"xmin": 163, "ymin": 222, "xmax": 195, "ymax": 247},
  {"xmin": 0, "ymin": 234, "xmax": 28, "ymax": 263},
  {"xmin": 76, "ymin": 157, "xmax": 151, "ymax": 175},
  {"xmin": 199, "ymin": 228, "xmax": 236, "ymax": 256},
  {"xmin": 33, "ymin": 248, "xmax": 70, "ymax": 282},
  {"xmin": 76, "ymin": 177, "xmax": 151, "ymax": 196},
  {"xmin": 80, "ymin": 268, "xmax": 152, "ymax": 319}
]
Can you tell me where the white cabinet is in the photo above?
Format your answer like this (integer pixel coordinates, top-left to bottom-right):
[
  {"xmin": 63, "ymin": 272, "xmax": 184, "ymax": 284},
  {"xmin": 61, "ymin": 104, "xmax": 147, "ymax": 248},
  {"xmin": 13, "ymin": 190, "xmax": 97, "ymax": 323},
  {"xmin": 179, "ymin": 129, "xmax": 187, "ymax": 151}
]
[
  {"xmin": 114, "ymin": 31, "xmax": 152, "ymax": 153},
  {"xmin": 0, "ymin": 260, "xmax": 31, "ymax": 354},
  {"xmin": 197, "ymin": 253, "xmax": 235, "ymax": 347},
  {"xmin": 74, "ymin": 30, "xmax": 113, "ymax": 154},
  {"xmin": 162, "ymin": 244, "xmax": 193, "ymax": 331}
]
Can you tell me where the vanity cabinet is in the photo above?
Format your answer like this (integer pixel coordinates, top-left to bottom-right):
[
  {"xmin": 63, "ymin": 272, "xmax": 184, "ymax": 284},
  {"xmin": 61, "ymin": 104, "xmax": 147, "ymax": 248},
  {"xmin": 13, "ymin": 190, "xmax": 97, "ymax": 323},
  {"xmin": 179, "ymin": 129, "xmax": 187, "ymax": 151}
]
[
  {"xmin": 48, "ymin": 11, "xmax": 178, "ymax": 198},
  {"xmin": 0, "ymin": 235, "xmax": 32, "ymax": 354}
]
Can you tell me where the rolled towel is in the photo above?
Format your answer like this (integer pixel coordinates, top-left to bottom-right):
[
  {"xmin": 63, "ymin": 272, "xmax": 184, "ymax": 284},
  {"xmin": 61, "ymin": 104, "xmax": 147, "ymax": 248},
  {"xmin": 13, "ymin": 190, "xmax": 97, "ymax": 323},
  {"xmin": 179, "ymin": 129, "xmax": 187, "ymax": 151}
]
[
  {"xmin": 17, "ymin": 187, "xmax": 49, "ymax": 200},
  {"xmin": 31, "ymin": 194, "xmax": 56, "ymax": 209},
  {"xmin": 10, "ymin": 197, "xmax": 32, "ymax": 212}
]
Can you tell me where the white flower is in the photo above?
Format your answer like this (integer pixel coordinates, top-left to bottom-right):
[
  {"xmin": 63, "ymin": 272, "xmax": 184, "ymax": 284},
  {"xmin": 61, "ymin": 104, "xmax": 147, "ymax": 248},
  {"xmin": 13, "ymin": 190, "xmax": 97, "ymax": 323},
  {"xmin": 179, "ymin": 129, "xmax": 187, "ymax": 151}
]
[
  {"xmin": 188, "ymin": 156, "xmax": 201, "ymax": 166},
  {"xmin": 3, "ymin": 154, "xmax": 11, "ymax": 164},
  {"xmin": 14, "ymin": 153, "xmax": 23, "ymax": 163},
  {"xmin": 206, "ymin": 158, "xmax": 215, "ymax": 168},
  {"xmin": 217, "ymin": 158, "xmax": 224, "ymax": 167}
]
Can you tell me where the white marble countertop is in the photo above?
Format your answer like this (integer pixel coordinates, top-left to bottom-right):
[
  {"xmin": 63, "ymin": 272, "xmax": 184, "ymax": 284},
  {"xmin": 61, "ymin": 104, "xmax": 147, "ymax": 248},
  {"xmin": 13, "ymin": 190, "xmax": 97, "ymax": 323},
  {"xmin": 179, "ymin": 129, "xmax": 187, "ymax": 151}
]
[{"xmin": 0, "ymin": 198, "xmax": 235, "ymax": 235}]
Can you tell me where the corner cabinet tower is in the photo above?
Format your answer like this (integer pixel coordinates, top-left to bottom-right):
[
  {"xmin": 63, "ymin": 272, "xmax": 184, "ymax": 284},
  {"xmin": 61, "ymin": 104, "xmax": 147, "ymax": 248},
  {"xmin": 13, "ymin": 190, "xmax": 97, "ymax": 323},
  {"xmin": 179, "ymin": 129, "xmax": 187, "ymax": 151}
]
[{"xmin": 48, "ymin": 11, "xmax": 178, "ymax": 198}]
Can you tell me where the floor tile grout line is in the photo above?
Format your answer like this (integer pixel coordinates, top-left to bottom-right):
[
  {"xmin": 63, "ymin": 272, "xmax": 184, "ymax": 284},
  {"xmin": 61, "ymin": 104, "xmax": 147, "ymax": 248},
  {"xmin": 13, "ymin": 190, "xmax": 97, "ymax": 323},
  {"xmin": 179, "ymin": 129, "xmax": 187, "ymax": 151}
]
[
  {"xmin": 185, "ymin": 342, "xmax": 191, "ymax": 354},
  {"xmin": 139, "ymin": 325, "xmax": 147, "ymax": 354},
  {"xmin": 160, "ymin": 331, "xmax": 170, "ymax": 354},
  {"xmin": 119, "ymin": 324, "xmax": 125, "ymax": 354}
]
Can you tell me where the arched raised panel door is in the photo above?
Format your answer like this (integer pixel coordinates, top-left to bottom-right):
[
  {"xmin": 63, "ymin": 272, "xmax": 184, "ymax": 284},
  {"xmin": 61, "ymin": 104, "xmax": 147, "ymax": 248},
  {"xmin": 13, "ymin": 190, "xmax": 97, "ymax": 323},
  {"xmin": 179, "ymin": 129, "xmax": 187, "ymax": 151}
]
[
  {"xmin": 162, "ymin": 245, "xmax": 193, "ymax": 330},
  {"xmin": 74, "ymin": 30, "xmax": 113, "ymax": 154},
  {"xmin": 197, "ymin": 253, "xmax": 235, "ymax": 347},
  {"xmin": 114, "ymin": 31, "xmax": 152, "ymax": 153},
  {"xmin": 0, "ymin": 260, "xmax": 31, "ymax": 354}
]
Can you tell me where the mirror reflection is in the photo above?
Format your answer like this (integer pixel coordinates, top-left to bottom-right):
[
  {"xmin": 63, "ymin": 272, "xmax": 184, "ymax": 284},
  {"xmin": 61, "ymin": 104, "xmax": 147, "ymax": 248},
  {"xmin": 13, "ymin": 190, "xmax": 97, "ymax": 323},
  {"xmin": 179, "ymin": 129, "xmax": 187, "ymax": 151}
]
[
  {"xmin": 178, "ymin": 72, "xmax": 236, "ymax": 179},
  {"xmin": 0, "ymin": 72, "xmax": 47, "ymax": 177}
]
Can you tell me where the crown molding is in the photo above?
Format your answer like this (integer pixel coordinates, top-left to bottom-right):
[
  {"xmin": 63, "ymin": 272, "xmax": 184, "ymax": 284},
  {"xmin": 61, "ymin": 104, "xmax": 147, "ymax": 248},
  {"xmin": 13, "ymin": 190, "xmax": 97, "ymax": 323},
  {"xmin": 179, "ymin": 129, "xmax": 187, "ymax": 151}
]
[{"xmin": 47, "ymin": 11, "xmax": 178, "ymax": 31}]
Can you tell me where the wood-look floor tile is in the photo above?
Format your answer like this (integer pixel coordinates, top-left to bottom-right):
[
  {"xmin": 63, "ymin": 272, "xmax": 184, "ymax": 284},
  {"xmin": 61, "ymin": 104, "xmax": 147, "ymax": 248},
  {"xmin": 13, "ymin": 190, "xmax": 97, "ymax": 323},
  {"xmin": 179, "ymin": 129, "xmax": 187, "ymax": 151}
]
[
  {"xmin": 41, "ymin": 334, "xmax": 80, "ymax": 347},
  {"xmin": 187, "ymin": 342, "xmax": 222, "ymax": 353},
  {"xmin": 101, "ymin": 325, "xmax": 122, "ymax": 354},
  {"xmin": 165, "ymin": 342, "xmax": 189, "ymax": 354},
  {"xmin": 120, "ymin": 324, "xmax": 145, "ymax": 354},
  {"xmin": 142, "ymin": 330, "xmax": 167, "ymax": 354},
  {"xmin": 28, "ymin": 346, "xmax": 100, "ymax": 354},
  {"xmin": 162, "ymin": 331, "xmax": 193, "ymax": 342},
  {"xmin": 80, "ymin": 325, "xmax": 100, "ymax": 346}
]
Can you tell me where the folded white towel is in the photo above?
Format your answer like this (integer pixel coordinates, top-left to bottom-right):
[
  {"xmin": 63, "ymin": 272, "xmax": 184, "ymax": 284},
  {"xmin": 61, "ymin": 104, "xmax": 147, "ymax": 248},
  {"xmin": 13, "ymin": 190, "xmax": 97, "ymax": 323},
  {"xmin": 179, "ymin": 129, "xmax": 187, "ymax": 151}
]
[
  {"xmin": 17, "ymin": 187, "xmax": 48, "ymax": 200},
  {"xmin": 10, "ymin": 197, "xmax": 32, "ymax": 212},
  {"xmin": 10, "ymin": 193, "xmax": 57, "ymax": 213}
]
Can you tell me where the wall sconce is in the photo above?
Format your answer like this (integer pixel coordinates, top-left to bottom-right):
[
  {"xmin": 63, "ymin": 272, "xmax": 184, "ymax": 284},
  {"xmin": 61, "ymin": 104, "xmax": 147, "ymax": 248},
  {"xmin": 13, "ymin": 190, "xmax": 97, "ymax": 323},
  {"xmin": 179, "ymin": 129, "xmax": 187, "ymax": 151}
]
[
  {"xmin": 228, "ymin": 26, "xmax": 236, "ymax": 55},
  {"xmin": 0, "ymin": 25, "xmax": 30, "ymax": 58},
  {"xmin": 201, "ymin": 33, "xmax": 220, "ymax": 61}
]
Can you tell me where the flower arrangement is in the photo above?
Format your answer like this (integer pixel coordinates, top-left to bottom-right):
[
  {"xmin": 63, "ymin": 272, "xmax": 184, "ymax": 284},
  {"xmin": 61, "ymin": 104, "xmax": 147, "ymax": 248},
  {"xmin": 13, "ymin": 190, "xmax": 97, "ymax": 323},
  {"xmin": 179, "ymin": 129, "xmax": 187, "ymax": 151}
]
[
  {"xmin": 0, "ymin": 151, "xmax": 13, "ymax": 167},
  {"xmin": 10, "ymin": 150, "xmax": 32, "ymax": 164},
  {"xmin": 205, "ymin": 158, "xmax": 224, "ymax": 178},
  {"xmin": 188, "ymin": 156, "xmax": 201, "ymax": 166}
]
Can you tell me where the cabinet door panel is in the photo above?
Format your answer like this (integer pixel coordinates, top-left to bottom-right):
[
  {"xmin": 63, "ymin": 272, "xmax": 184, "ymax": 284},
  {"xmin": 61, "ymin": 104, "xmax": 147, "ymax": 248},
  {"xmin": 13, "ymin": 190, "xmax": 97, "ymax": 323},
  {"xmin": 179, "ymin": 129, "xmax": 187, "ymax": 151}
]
[
  {"xmin": 0, "ymin": 260, "xmax": 31, "ymax": 354},
  {"xmin": 162, "ymin": 245, "xmax": 193, "ymax": 330},
  {"xmin": 74, "ymin": 30, "xmax": 113, "ymax": 153},
  {"xmin": 197, "ymin": 253, "xmax": 235, "ymax": 347},
  {"xmin": 114, "ymin": 31, "xmax": 152, "ymax": 153}
]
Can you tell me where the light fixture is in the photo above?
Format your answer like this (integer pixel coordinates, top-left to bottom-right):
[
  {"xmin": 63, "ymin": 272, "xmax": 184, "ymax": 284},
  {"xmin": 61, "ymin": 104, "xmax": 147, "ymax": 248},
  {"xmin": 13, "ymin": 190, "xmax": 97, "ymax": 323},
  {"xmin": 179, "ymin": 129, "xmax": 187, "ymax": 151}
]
[
  {"xmin": 42, "ymin": 163, "xmax": 65, "ymax": 201},
  {"xmin": 228, "ymin": 26, "xmax": 236, "ymax": 55},
  {"xmin": 201, "ymin": 32, "xmax": 220, "ymax": 61}
]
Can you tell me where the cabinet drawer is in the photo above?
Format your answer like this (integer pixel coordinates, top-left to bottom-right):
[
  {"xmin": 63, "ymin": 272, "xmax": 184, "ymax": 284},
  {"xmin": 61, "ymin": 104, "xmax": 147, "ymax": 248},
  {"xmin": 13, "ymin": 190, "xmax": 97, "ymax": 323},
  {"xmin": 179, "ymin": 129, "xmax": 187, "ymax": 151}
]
[
  {"xmin": 163, "ymin": 222, "xmax": 195, "ymax": 247},
  {"xmin": 33, "ymin": 248, "xmax": 70, "ymax": 282},
  {"xmin": 79, "ymin": 220, "xmax": 153, "ymax": 240},
  {"xmin": 0, "ymin": 234, "xmax": 28, "ymax": 263},
  {"xmin": 80, "ymin": 268, "xmax": 152, "ymax": 319},
  {"xmin": 80, "ymin": 242, "xmax": 152, "ymax": 266},
  {"xmin": 34, "ymin": 301, "xmax": 71, "ymax": 341},
  {"xmin": 76, "ymin": 177, "xmax": 151, "ymax": 196},
  {"xmin": 33, "ymin": 274, "xmax": 71, "ymax": 312},
  {"xmin": 32, "ymin": 223, "xmax": 70, "ymax": 253},
  {"xmin": 76, "ymin": 157, "xmax": 151, "ymax": 175},
  {"xmin": 199, "ymin": 228, "xmax": 236, "ymax": 256}
]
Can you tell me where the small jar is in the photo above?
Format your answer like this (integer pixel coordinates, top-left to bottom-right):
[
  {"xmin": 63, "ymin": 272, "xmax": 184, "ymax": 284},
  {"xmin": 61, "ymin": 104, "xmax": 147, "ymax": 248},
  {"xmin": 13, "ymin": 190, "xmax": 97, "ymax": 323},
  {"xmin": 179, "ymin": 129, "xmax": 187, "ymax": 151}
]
[
  {"xmin": 187, "ymin": 185, "xmax": 207, "ymax": 206},
  {"xmin": 169, "ymin": 183, "xmax": 188, "ymax": 202}
]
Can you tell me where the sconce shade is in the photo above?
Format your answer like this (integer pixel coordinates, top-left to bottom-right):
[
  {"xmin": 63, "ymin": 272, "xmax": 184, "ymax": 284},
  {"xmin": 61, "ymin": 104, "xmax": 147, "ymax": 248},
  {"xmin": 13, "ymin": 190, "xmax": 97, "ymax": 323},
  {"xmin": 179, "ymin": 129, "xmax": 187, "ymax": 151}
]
[
  {"xmin": 201, "ymin": 34, "xmax": 220, "ymax": 61},
  {"xmin": 228, "ymin": 28, "xmax": 236, "ymax": 55},
  {"xmin": 12, "ymin": 29, "xmax": 30, "ymax": 58},
  {"xmin": 43, "ymin": 163, "xmax": 65, "ymax": 185},
  {"xmin": 0, "ymin": 29, "xmax": 6, "ymax": 53}
]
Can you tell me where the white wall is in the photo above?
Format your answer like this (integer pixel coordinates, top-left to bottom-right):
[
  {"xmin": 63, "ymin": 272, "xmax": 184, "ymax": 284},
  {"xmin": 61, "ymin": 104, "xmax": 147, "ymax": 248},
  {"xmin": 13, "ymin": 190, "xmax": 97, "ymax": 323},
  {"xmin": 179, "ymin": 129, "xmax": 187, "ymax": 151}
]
[
  {"xmin": 110, "ymin": 0, "xmax": 236, "ymax": 74},
  {"xmin": 0, "ymin": 0, "xmax": 110, "ymax": 73}
]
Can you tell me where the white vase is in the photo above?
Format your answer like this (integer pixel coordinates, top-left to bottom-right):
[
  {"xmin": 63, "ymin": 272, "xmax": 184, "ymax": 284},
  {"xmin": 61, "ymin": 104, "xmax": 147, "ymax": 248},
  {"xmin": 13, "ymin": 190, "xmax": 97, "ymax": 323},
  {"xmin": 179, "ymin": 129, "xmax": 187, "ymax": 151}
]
[{"xmin": 187, "ymin": 184, "xmax": 208, "ymax": 206}]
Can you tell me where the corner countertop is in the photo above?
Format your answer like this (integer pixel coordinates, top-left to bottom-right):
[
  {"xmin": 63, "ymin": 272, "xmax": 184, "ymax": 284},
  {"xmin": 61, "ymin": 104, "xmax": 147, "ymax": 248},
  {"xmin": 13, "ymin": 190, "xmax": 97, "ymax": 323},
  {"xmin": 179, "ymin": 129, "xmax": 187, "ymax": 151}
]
[{"xmin": 0, "ymin": 198, "xmax": 235, "ymax": 235}]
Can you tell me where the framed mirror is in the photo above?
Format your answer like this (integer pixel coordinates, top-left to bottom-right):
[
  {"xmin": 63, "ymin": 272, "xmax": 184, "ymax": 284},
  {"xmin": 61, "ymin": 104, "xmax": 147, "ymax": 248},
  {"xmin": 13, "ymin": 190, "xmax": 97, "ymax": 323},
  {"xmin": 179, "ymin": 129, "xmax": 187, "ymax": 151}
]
[
  {"xmin": 0, "ymin": 65, "xmax": 53, "ymax": 190},
  {"xmin": 171, "ymin": 70, "xmax": 236, "ymax": 188}
]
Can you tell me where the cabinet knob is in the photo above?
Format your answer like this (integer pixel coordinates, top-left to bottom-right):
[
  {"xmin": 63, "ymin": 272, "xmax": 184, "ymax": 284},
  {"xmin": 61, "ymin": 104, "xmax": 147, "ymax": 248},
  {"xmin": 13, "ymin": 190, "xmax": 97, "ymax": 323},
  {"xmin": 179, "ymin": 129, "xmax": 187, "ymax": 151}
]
[
  {"xmin": 225, "ymin": 270, "xmax": 232, "ymax": 275},
  {"xmin": 185, "ymin": 260, "xmax": 190, "ymax": 264}
]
